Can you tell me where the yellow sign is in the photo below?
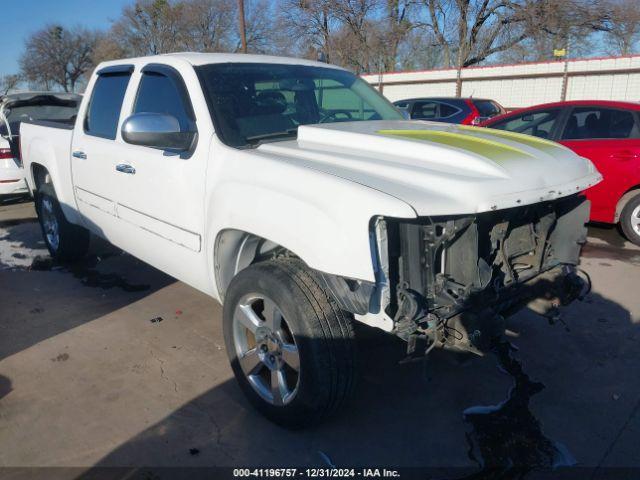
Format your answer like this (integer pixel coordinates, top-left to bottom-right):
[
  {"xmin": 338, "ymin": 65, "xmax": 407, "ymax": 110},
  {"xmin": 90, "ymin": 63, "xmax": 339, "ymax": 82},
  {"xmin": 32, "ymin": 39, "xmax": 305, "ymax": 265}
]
[{"xmin": 553, "ymin": 48, "xmax": 566, "ymax": 57}]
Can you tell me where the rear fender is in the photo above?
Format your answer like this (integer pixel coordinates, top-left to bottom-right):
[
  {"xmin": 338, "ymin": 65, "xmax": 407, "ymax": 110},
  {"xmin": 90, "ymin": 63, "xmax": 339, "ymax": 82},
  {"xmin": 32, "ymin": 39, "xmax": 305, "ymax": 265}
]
[{"xmin": 22, "ymin": 126, "xmax": 82, "ymax": 225}]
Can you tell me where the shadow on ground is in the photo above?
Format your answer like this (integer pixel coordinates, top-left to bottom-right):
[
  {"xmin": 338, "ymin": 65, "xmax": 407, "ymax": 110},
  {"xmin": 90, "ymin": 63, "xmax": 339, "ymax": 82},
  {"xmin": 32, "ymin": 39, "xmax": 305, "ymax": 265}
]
[
  {"xmin": 0, "ymin": 211, "xmax": 174, "ymax": 362},
  {"xmin": 81, "ymin": 287, "xmax": 638, "ymax": 478},
  {"xmin": 1, "ymin": 205, "xmax": 638, "ymax": 478}
]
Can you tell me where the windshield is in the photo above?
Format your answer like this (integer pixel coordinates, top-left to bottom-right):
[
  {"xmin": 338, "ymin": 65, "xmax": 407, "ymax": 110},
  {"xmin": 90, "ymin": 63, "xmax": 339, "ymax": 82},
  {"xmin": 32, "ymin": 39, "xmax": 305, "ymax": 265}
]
[{"xmin": 196, "ymin": 63, "xmax": 403, "ymax": 148}]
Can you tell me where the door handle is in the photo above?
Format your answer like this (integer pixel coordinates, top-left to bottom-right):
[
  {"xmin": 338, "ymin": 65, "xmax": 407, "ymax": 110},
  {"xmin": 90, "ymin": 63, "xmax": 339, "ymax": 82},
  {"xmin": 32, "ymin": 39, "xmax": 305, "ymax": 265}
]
[
  {"xmin": 72, "ymin": 151, "xmax": 87, "ymax": 159},
  {"xmin": 115, "ymin": 164, "xmax": 136, "ymax": 174}
]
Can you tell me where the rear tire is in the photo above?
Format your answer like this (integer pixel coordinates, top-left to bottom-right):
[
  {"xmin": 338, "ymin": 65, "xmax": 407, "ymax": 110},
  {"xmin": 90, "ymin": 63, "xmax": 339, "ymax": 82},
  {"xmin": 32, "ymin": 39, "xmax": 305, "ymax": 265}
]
[
  {"xmin": 620, "ymin": 194, "xmax": 640, "ymax": 247},
  {"xmin": 223, "ymin": 258, "xmax": 356, "ymax": 428},
  {"xmin": 35, "ymin": 181, "xmax": 90, "ymax": 261}
]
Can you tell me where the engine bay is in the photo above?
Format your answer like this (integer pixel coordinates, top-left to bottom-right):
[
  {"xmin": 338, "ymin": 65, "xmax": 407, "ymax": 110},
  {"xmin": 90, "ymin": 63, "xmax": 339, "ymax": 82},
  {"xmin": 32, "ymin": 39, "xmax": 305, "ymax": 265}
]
[{"xmin": 382, "ymin": 194, "xmax": 591, "ymax": 354}]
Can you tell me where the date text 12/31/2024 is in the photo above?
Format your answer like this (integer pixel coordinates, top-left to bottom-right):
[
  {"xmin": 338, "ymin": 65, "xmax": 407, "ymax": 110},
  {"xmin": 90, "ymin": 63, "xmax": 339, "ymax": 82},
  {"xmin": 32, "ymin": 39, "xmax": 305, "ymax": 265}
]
[{"xmin": 233, "ymin": 469, "xmax": 401, "ymax": 478}]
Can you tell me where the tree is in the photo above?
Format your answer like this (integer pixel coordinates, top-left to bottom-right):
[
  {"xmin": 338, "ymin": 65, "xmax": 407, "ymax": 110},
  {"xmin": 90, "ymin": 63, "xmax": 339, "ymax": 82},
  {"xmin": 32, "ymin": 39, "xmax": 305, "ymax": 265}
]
[
  {"xmin": 414, "ymin": 0, "xmax": 610, "ymax": 95},
  {"xmin": 420, "ymin": 1, "xmax": 531, "ymax": 67},
  {"xmin": 280, "ymin": 0, "xmax": 338, "ymax": 62},
  {"xmin": 418, "ymin": 0, "xmax": 534, "ymax": 95},
  {"xmin": 530, "ymin": 0, "xmax": 610, "ymax": 56},
  {"xmin": 395, "ymin": 28, "xmax": 442, "ymax": 71},
  {"xmin": 183, "ymin": 0, "xmax": 235, "ymax": 52},
  {"xmin": 239, "ymin": 0, "xmax": 282, "ymax": 53},
  {"xmin": 605, "ymin": 0, "xmax": 640, "ymax": 55},
  {"xmin": 332, "ymin": 0, "xmax": 382, "ymax": 72},
  {"xmin": 378, "ymin": 0, "xmax": 416, "ymax": 71},
  {"xmin": 110, "ymin": 0, "xmax": 188, "ymax": 56},
  {"xmin": 0, "ymin": 75, "xmax": 21, "ymax": 96},
  {"xmin": 20, "ymin": 25, "xmax": 98, "ymax": 92}
]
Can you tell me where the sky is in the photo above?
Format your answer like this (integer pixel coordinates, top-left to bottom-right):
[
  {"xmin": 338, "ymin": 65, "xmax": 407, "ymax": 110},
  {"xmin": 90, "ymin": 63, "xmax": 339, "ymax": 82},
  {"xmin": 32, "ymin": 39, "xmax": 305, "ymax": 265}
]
[{"xmin": 0, "ymin": 0, "xmax": 131, "ymax": 77}]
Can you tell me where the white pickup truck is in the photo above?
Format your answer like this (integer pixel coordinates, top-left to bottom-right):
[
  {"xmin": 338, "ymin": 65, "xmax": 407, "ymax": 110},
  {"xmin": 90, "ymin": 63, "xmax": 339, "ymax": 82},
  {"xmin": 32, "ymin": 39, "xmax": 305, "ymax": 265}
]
[{"xmin": 21, "ymin": 53, "xmax": 601, "ymax": 427}]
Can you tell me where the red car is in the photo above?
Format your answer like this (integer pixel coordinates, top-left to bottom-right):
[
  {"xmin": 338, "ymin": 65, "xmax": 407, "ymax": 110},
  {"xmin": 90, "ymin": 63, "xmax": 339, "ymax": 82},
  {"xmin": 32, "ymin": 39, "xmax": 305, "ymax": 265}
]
[{"xmin": 481, "ymin": 100, "xmax": 640, "ymax": 245}]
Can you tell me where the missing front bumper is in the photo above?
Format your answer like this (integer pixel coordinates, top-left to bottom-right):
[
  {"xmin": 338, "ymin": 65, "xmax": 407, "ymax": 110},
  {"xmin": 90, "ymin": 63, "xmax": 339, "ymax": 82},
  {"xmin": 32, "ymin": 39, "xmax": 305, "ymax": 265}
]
[{"xmin": 380, "ymin": 194, "xmax": 590, "ymax": 354}]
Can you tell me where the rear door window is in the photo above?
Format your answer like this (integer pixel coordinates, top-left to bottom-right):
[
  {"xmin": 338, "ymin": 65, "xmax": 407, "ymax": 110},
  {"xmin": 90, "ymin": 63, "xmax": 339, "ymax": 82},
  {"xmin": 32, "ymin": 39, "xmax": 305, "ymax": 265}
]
[
  {"xmin": 84, "ymin": 72, "xmax": 132, "ymax": 139},
  {"xmin": 438, "ymin": 102, "xmax": 459, "ymax": 118},
  {"xmin": 561, "ymin": 107, "xmax": 639, "ymax": 140},
  {"xmin": 411, "ymin": 101, "xmax": 439, "ymax": 119},
  {"xmin": 490, "ymin": 109, "xmax": 560, "ymax": 139}
]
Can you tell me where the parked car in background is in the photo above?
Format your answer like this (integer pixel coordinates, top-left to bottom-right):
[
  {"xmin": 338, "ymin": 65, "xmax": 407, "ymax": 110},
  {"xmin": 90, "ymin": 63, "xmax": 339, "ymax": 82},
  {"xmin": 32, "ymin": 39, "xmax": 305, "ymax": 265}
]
[
  {"xmin": 393, "ymin": 97, "xmax": 505, "ymax": 125},
  {"xmin": 481, "ymin": 100, "xmax": 640, "ymax": 246},
  {"xmin": 0, "ymin": 92, "xmax": 81, "ymax": 199}
]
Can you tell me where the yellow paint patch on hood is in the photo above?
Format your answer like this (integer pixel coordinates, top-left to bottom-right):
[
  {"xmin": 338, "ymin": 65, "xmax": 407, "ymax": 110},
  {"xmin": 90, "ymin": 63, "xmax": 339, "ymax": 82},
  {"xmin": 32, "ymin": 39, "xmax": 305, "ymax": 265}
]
[
  {"xmin": 377, "ymin": 129, "xmax": 532, "ymax": 163},
  {"xmin": 457, "ymin": 125, "xmax": 563, "ymax": 151}
]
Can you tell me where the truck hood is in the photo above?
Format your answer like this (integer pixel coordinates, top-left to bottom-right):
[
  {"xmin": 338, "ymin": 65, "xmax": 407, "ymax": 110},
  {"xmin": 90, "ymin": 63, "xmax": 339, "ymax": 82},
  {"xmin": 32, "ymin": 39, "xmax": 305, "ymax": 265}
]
[{"xmin": 257, "ymin": 120, "xmax": 602, "ymax": 216}]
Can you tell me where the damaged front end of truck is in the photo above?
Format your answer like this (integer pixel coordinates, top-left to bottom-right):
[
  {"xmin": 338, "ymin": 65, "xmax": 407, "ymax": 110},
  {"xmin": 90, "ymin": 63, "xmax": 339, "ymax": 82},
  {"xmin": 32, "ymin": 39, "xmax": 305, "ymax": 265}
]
[{"xmin": 368, "ymin": 194, "xmax": 591, "ymax": 356}]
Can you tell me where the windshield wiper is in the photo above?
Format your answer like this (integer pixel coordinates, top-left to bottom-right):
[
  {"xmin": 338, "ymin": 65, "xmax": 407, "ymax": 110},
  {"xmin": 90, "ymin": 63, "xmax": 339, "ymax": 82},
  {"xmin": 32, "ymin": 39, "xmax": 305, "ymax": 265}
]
[{"xmin": 246, "ymin": 128, "xmax": 298, "ymax": 146}]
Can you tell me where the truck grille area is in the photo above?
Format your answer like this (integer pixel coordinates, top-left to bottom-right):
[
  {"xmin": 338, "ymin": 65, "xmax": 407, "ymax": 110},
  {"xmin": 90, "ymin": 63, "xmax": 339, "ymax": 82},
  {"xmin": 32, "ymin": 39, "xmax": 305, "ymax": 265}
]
[{"xmin": 385, "ymin": 194, "xmax": 590, "ymax": 331}]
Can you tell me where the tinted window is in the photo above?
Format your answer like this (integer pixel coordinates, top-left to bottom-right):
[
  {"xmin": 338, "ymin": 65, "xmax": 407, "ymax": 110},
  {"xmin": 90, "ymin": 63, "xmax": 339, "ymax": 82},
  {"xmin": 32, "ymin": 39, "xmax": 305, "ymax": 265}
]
[
  {"xmin": 196, "ymin": 63, "xmax": 401, "ymax": 148},
  {"xmin": 412, "ymin": 101, "xmax": 439, "ymax": 119},
  {"xmin": 85, "ymin": 73, "xmax": 131, "ymax": 139},
  {"xmin": 561, "ymin": 107, "xmax": 638, "ymax": 140},
  {"xmin": 411, "ymin": 101, "xmax": 460, "ymax": 120},
  {"xmin": 474, "ymin": 100, "xmax": 501, "ymax": 117},
  {"xmin": 490, "ymin": 110, "xmax": 559, "ymax": 139},
  {"xmin": 394, "ymin": 102, "xmax": 409, "ymax": 108},
  {"xmin": 439, "ymin": 103, "xmax": 459, "ymax": 118},
  {"xmin": 134, "ymin": 72, "xmax": 193, "ymax": 130}
]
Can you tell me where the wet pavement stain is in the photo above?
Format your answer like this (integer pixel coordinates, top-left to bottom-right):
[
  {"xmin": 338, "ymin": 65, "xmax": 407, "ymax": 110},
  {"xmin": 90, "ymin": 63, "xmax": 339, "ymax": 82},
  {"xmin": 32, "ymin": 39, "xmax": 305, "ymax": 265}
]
[
  {"xmin": 586, "ymin": 224, "xmax": 627, "ymax": 248},
  {"xmin": 29, "ymin": 254, "xmax": 150, "ymax": 293},
  {"xmin": 582, "ymin": 243, "xmax": 640, "ymax": 265},
  {"xmin": 0, "ymin": 218, "xmax": 38, "ymax": 228},
  {"xmin": 461, "ymin": 342, "xmax": 575, "ymax": 478}
]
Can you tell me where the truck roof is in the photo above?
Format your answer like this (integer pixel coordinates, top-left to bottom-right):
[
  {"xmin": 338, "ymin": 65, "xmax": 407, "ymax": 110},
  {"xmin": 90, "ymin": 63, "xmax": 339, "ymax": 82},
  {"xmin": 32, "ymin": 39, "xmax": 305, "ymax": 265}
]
[{"xmin": 97, "ymin": 52, "xmax": 345, "ymax": 71}]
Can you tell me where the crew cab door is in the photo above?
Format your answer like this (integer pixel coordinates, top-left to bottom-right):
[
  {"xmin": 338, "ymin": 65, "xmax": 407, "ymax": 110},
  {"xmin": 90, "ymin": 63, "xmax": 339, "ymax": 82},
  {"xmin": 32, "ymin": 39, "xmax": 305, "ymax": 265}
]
[
  {"xmin": 558, "ymin": 106, "xmax": 640, "ymax": 223},
  {"xmin": 111, "ymin": 64, "xmax": 209, "ymax": 289},
  {"xmin": 71, "ymin": 65, "xmax": 134, "ymax": 236}
]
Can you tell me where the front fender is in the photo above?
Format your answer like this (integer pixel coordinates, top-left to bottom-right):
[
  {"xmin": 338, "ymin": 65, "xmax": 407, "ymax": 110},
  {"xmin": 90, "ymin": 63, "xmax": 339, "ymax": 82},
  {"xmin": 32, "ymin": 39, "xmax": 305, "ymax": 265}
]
[{"xmin": 204, "ymin": 148, "xmax": 416, "ymax": 299}]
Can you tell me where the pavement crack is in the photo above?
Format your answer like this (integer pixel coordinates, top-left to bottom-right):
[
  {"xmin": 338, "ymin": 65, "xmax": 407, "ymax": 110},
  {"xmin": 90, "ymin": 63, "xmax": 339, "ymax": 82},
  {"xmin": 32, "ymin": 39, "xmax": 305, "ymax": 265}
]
[
  {"xmin": 149, "ymin": 349, "xmax": 178, "ymax": 394},
  {"xmin": 591, "ymin": 395, "xmax": 640, "ymax": 479},
  {"xmin": 192, "ymin": 399, "xmax": 234, "ymax": 460}
]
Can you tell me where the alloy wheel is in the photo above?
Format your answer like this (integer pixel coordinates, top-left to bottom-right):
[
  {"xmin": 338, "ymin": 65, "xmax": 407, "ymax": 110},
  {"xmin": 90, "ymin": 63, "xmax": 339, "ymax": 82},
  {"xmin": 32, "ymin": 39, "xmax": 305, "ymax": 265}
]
[
  {"xmin": 41, "ymin": 197, "xmax": 60, "ymax": 252},
  {"xmin": 232, "ymin": 293, "xmax": 300, "ymax": 406}
]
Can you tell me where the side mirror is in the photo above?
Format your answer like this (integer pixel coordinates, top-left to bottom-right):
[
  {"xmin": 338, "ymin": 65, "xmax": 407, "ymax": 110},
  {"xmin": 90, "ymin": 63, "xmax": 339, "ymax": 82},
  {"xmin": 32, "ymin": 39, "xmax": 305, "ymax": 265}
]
[{"xmin": 121, "ymin": 112, "xmax": 196, "ymax": 151}]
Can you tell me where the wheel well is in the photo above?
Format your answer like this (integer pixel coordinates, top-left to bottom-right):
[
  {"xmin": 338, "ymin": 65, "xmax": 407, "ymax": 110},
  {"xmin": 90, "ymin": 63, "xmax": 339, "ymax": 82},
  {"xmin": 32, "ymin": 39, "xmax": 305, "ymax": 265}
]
[
  {"xmin": 615, "ymin": 186, "xmax": 640, "ymax": 222},
  {"xmin": 31, "ymin": 163, "xmax": 50, "ymax": 191},
  {"xmin": 214, "ymin": 229, "xmax": 294, "ymax": 300}
]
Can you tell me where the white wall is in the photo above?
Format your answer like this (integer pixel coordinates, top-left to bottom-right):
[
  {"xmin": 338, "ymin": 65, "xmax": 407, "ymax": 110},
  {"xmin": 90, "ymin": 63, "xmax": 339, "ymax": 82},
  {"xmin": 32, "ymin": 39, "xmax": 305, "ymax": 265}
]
[{"xmin": 362, "ymin": 55, "xmax": 640, "ymax": 109}]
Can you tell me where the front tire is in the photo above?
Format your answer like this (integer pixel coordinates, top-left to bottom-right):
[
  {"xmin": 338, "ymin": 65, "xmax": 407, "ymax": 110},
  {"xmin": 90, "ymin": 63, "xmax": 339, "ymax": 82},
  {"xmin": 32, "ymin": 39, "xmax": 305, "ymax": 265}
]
[
  {"xmin": 620, "ymin": 194, "xmax": 640, "ymax": 247},
  {"xmin": 35, "ymin": 182, "xmax": 90, "ymax": 261},
  {"xmin": 223, "ymin": 258, "xmax": 356, "ymax": 428}
]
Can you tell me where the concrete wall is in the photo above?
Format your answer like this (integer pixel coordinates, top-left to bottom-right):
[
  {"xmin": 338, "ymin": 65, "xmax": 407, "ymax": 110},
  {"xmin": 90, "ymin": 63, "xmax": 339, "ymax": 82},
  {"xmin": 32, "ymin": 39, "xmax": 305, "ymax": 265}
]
[{"xmin": 361, "ymin": 55, "xmax": 640, "ymax": 109}]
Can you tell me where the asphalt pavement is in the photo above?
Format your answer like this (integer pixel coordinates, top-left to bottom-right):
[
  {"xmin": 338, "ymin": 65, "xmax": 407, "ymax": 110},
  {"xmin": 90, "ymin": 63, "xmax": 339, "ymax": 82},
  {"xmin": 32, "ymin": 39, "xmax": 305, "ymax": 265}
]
[{"xmin": 0, "ymin": 198, "xmax": 639, "ymax": 475}]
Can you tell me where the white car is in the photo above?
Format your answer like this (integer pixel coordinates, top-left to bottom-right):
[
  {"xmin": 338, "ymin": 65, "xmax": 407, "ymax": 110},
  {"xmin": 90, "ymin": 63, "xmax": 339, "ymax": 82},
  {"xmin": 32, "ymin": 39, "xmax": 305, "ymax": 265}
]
[
  {"xmin": 20, "ymin": 53, "xmax": 601, "ymax": 427},
  {"xmin": 0, "ymin": 92, "xmax": 80, "ymax": 199}
]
